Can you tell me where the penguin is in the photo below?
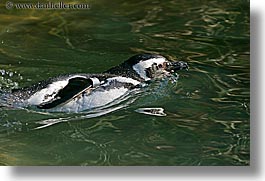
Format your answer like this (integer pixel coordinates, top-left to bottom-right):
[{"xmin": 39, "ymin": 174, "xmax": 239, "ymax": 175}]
[{"xmin": 2, "ymin": 54, "xmax": 188, "ymax": 112}]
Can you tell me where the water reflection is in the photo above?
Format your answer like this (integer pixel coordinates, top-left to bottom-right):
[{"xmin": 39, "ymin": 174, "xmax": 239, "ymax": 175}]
[{"xmin": 0, "ymin": 0, "xmax": 249, "ymax": 165}]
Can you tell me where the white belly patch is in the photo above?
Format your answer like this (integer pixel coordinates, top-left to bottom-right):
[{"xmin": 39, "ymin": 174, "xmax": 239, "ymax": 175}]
[{"xmin": 50, "ymin": 87, "xmax": 129, "ymax": 112}]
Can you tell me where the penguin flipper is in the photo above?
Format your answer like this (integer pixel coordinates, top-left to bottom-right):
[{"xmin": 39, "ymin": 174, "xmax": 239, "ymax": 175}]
[{"xmin": 37, "ymin": 77, "xmax": 93, "ymax": 109}]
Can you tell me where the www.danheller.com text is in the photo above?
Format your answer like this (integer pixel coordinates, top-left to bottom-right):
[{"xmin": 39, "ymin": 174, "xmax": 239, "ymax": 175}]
[{"xmin": 5, "ymin": 1, "xmax": 91, "ymax": 10}]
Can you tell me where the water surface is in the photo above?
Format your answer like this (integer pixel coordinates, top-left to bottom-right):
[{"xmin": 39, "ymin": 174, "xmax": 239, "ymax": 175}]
[{"xmin": 0, "ymin": 0, "xmax": 249, "ymax": 165}]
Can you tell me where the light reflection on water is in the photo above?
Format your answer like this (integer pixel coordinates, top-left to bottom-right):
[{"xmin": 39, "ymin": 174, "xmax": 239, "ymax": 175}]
[{"xmin": 0, "ymin": 0, "xmax": 249, "ymax": 165}]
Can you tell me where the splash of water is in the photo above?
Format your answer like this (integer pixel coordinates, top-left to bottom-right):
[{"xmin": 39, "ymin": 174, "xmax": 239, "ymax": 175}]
[{"xmin": 0, "ymin": 69, "xmax": 22, "ymax": 90}]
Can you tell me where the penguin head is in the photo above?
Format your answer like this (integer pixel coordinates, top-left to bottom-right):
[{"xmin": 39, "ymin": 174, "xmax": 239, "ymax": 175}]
[{"xmin": 105, "ymin": 54, "xmax": 188, "ymax": 81}]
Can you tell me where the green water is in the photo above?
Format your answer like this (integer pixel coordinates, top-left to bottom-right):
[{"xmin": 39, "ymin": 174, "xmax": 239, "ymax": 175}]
[{"xmin": 0, "ymin": 0, "xmax": 250, "ymax": 165}]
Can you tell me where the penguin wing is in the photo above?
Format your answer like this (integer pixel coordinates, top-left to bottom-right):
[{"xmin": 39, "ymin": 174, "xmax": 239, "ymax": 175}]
[{"xmin": 37, "ymin": 77, "xmax": 94, "ymax": 109}]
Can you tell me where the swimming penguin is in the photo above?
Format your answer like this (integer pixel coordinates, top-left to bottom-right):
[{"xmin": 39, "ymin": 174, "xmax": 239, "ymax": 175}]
[{"xmin": 2, "ymin": 54, "xmax": 188, "ymax": 112}]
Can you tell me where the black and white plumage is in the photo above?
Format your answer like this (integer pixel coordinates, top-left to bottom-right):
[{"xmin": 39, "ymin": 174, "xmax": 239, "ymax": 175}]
[{"xmin": 3, "ymin": 54, "xmax": 188, "ymax": 112}]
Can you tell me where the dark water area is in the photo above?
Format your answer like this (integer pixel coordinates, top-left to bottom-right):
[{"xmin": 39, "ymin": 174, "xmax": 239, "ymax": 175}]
[{"xmin": 0, "ymin": 0, "xmax": 249, "ymax": 165}]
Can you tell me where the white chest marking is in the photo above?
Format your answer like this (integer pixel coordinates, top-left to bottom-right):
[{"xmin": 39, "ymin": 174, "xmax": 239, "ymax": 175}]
[
  {"xmin": 51, "ymin": 87, "xmax": 129, "ymax": 112},
  {"xmin": 105, "ymin": 76, "xmax": 140, "ymax": 86},
  {"xmin": 46, "ymin": 76, "xmax": 140, "ymax": 112},
  {"xmin": 90, "ymin": 77, "xmax": 100, "ymax": 87}
]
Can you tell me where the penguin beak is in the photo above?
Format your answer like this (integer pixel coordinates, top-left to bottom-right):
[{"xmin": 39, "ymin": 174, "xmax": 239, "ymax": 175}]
[{"xmin": 166, "ymin": 61, "xmax": 189, "ymax": 72}]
